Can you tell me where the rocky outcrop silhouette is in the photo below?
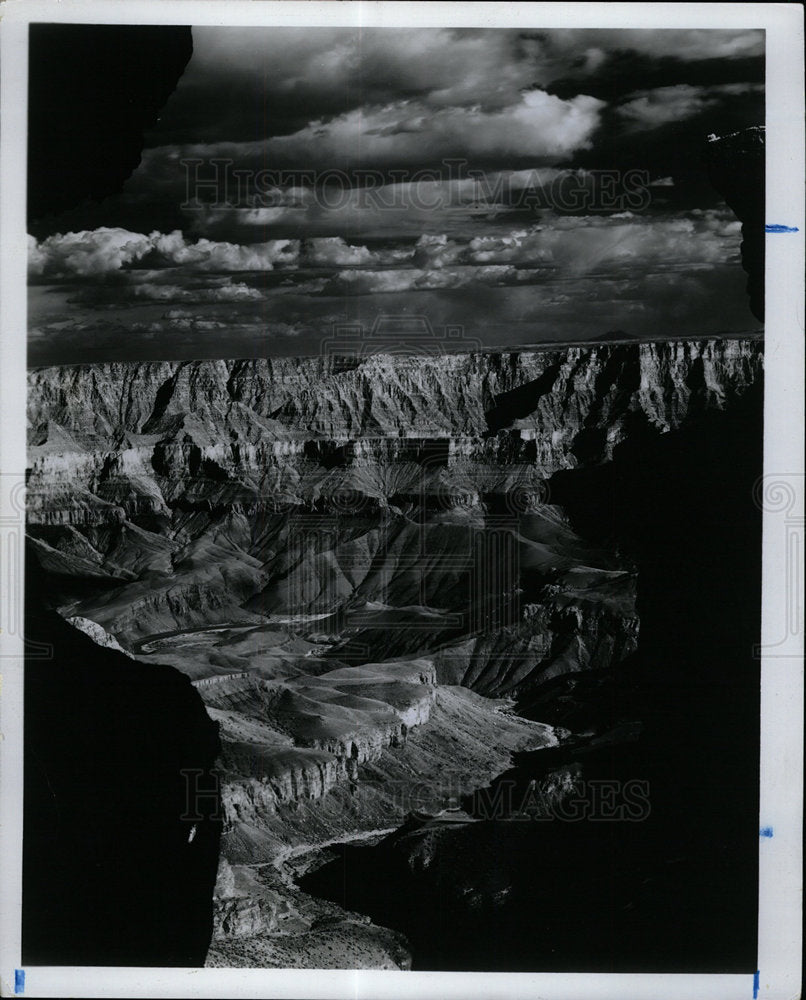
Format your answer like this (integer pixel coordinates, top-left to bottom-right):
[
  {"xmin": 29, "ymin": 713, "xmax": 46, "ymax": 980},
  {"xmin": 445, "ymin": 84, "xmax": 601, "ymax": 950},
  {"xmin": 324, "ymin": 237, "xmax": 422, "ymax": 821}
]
[
  {"xmin": 704, "ymin": 126, "xmax": 765, "ymax": 321},
  {"xmin": 23, "ymin": 551, "xmax": 222, "ymax": 966},
  {"xmin": 28, "ymin": 25, "xmax": 193, "ymax": 228}
]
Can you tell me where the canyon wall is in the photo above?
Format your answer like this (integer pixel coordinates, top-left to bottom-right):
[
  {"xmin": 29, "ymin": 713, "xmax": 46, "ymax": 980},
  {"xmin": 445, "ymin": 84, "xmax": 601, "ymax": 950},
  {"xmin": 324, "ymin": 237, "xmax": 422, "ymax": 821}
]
[
  {"xmin": 24, "ymin": 336, "xmax": 762, "ymax": 821},
  {"xmin": 24, "ymin": 336, "xmax": 763, "ymax": 966},
  {"xmin": 28, "ymin": 340, "xmax": 761, "ymax": 496}
]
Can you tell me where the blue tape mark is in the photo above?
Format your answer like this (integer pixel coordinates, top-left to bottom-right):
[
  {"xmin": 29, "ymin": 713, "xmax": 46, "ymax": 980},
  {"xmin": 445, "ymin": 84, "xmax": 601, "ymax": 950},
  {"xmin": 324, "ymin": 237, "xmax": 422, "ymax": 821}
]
[
  {"xmin": 14, "ymin": 969, "xmax": 25, "ymax": 995},
  {"xmin": 765, "ymin": 224, "xmax": 799, "ymax": 233},
  {"xmin": 753, "ymin": 969, "xmax": 760, "ymax": 998},
  {"xmin": 760, "ymin": 826, "xmax": 774, "ymax": 838}
]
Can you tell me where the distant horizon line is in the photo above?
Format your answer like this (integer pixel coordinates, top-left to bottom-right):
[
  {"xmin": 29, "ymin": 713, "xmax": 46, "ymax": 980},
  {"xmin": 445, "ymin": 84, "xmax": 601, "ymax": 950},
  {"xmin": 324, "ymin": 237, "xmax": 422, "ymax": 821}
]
[{"xmin": 27, "ymin": 328, "xmax": 764, "ymax": 371}]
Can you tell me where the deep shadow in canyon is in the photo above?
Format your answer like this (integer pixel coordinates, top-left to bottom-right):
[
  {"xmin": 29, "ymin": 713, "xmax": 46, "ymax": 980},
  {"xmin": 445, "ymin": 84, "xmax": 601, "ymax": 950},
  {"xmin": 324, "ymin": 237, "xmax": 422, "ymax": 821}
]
[{"xmin": 301, "ymin": 380, "xmax": 763, "ymax": 972}]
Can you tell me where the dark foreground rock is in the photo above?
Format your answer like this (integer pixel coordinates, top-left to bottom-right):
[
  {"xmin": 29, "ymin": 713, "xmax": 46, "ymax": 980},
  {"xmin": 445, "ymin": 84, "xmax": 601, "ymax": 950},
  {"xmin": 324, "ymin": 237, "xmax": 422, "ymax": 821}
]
[
  {"xmin": 22, "ymin": 553, "xmax": 222, "ymax": 966},
  {"xmin": 704, "ymin": 126, "xmax": 765, "ymax": 321}
]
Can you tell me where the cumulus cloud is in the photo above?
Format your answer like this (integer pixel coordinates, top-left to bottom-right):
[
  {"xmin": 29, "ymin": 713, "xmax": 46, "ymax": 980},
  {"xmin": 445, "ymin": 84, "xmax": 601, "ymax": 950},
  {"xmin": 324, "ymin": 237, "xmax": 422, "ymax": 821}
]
[
  {"xmin": 302, "ymin": 237, "xmax": 376, "ymax": 267},
  {"xmin": 135, "ymin": 313, "xmax": 229, "ymax": 334},
  {"xmin": 32, "ymin": 210, "xmax": 743, "ymax": 314},
  {"xmin": 28, "ymin": 228, "xmax": 154, "ymax": 278},
  {"xmin": 67, "ymin": 278, "xmax": 264, "ymax": 307},
  {"xmin": 321, "ymin": 264, "xmax": 527, "ymax": 296},
  {"xmin": 411, "ymin": 235, "xmax": 466, "ymax": 270},
  {"xmin": 148, "ymin": 231, "xmax": 299, "ymax": 270},
  {"xmin": 28, "ymin": 228, "xmax": 300, "ymax": 279},
  {"xmin": 130, "ymin": 281, "xmax": 264, "ymax": 303},
  {"xmin": 464, "ymin": 212, "xmax": 741, "ymax": 273},
  {"xmin": 309, "ymin": 213, "xmax": 740, "ymax": 296}
]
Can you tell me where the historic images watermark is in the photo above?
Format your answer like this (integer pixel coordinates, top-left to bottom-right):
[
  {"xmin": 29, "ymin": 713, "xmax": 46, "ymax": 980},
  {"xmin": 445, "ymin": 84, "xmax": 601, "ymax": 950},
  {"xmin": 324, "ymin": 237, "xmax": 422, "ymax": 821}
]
[
  {"xmin": 0, "ymin": 474, "xmax": 52, "ymax": 660},
  {"xmin": 442, "ymin": 776, "xmax": 651, "ymax": 823},
  {"xmin": 321, "ymin": 314, "xmax": 481, "ymax": 359},
  {"xmin": 181, "ymin": 767, "xmax": 225, "ymax": 824},
  {"xmin": 180, "ymin": 767, "xmax": 651, "ymax": 826},
  {"xmin": 181, "ymin": 158, "xmax": 654, "ymax": 214},
  {"xmin": 753, "ymin": 473, "xmax": 804, "ymax": 658}
]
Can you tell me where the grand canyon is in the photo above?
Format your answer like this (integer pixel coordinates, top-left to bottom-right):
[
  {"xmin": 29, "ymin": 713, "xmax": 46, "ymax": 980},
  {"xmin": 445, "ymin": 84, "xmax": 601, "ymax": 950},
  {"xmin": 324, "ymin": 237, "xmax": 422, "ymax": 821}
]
[
  {"xmin": 17, "ymin": 17, "xmax": 775, "ymax": 978},
  {"xmin": 23, "ymin": 335, "xmax": 763, "ymax": 969}
]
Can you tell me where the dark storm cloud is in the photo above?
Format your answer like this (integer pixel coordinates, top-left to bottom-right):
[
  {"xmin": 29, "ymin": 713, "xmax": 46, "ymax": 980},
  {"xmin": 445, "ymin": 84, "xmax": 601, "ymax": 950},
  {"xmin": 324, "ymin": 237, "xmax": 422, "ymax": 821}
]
[
  {"xmin": 149, "ymin": 28, "xmax": 553, "ymax": 146},
  {"xmin": 544, "ymin": 50, "xmax": 764, "ymax": 103},
  {"xmin": 149, "ymin": 27, "xmax": 764, "ymax": 147},
  {"xmin": 158, "ymin": 90, "xmax": 605, "ymax": 180},
  {"xmin": 30, "ymin": 27, "xmax": 765, "ymax": 242}
]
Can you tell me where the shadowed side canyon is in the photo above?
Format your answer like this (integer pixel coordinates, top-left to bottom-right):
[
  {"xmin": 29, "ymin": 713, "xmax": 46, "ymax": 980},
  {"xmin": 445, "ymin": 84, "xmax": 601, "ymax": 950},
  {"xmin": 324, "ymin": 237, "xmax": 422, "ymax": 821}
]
[{"xmin": 301, "ymin": 377, "xmax": 763, "ymax": 972}]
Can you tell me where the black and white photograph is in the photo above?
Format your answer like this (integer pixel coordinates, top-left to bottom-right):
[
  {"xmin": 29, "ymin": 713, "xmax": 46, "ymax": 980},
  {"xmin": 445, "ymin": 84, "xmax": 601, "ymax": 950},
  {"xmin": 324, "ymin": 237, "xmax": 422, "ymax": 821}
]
[{"xmin": 0, "ymin": 3, "xmax": 802, "ymax": 998}]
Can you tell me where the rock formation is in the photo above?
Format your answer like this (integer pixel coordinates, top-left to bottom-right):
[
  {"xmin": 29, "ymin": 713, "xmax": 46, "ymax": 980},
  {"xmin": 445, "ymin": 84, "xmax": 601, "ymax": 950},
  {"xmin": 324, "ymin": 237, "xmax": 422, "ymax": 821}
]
[
  {"xmin": 301, "ymin": 373, "xmax": 765, "ymax": 972},
  {"xmin": 23, "ymin": 552, "xmax": 222, "ymax": 966},
  {"xmin": 704, "ymin": 126, "xmax": 765, "ymax": 321},
  {"xmin": 28, "ymin": 25, "xmax": 193, "ymax": 227},
  {"xmin": 24, "ymin": 336, "xmax": 763, "ymax": 966}
]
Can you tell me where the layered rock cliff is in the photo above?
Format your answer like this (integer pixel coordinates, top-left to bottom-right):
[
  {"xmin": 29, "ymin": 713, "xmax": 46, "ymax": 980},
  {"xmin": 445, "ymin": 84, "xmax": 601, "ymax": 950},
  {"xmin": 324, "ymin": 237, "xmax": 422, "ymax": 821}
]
[
  {"xmin": 28, "ymin": 340, "xmax": 761, "ymax": 493},
  {"xmin": 26, "ymin": 339, "xmax": 759, "ymax": 650},
  {"xmin": 24, "ymin": 336, "xmax": 761, "ymax": 810},
  {"xmin": 24, "ymin": 335, "xmax": 763, "ymax": 967}
]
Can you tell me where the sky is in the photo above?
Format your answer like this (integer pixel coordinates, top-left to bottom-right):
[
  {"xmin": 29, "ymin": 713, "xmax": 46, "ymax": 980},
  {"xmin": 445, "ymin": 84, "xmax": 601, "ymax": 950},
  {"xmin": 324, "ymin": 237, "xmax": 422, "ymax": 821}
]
[{"xmin": 27, "ymin": 27, "xmax": 765, "ymax": 364}]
